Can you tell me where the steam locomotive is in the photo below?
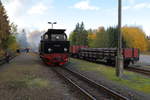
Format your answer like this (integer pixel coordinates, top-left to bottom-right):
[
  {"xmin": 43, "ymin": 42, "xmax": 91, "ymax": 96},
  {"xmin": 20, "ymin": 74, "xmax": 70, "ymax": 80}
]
[{"xmin": 39, "ymin": 29, "xmax": 70, "ymax": 66}]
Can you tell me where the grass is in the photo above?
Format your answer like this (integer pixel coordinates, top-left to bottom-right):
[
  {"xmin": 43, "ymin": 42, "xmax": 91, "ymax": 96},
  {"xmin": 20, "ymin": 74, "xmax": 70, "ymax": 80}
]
[
  {"xmin": 70, "ymin": 58, "xmax": 150, "ymax": 94},
  {"xmin": 0, "ymin": 64, "xmax": 51, "ymax": 89},
  {"xmin": 27, "ymin": 78, "xmax": 50, "ymax": 88}
]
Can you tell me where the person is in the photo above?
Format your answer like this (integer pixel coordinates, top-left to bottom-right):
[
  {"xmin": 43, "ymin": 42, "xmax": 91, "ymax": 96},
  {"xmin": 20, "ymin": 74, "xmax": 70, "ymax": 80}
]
[
  {"xmin": 27, "ymin": 48, "xmax": 29, "ymax": 53},
  {"xmin": 5, "ymin": 51, "xmax": 10, "ymax": 63},
  {"xmin": 16, "ymin": 49, "xmax": 20, "ymax": 53}
]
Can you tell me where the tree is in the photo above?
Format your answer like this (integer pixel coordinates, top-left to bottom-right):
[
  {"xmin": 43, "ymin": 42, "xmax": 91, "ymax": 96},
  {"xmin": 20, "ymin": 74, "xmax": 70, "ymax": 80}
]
[
  {"xmin": 69, "ymin": 22, "xmax": 88, "ymax": 46},
  {"xmin": 0, "ymin": 1, "xmax": 11, "ymax": 50},
  {"xmin": 106, "ymin": 27, "xmax": 118, "ymax": 48},
  {"xmin": 94, "ymin": 26, "xmax": 109, "ymax": 48},
  {"xmin": 0, "ymin": 1, "xmax": 19, "ymax": 55},
  {"xmin": 87, "ymin": 29, "xmax": 96, "ymax": 47},
  {"xmin": 10, "ymin": 23, "xmax": 18, "ymax": 35},
  {"xmin": 122, "ymin": 26, "xmax": 149, "ymax": 52}
]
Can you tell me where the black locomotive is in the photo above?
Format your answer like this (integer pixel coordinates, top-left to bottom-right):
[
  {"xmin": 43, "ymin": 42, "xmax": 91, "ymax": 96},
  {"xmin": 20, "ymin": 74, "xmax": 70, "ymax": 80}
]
[{"xmin": 39, "ymin": 29, "xmax": 70, "ymax": 66}]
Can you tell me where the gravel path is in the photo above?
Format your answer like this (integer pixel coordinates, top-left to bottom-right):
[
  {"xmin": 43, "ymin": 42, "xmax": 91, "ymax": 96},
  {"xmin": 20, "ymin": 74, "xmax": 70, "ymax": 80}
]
[
  {"xmin": 133, "ymin": 55, "xmax": 150, "ymax": 70},
  {"xmin": 139, "ymin": 55, "xmax": 150, "ymax": 66},
  {"xmin": 0, "ymin": 53, "xmax": 81, "ymax": 100}
]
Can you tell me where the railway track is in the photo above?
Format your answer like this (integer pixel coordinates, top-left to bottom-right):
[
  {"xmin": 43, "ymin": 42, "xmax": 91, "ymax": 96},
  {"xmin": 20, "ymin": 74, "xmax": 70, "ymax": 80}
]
[
  {"xmin": 52, "ymin": 67, "xmax": 129, "ymax": 100},
  {"xmin": 73, "ymin": 58, "xmax": 150, "ymax": 77},
  {"xmin": 126, "ymin": 67, "xmax": 150, "ymax": 76},
  {"xmin": 0, "ymin": 55, "xmax": 16, "ymax": 65}
]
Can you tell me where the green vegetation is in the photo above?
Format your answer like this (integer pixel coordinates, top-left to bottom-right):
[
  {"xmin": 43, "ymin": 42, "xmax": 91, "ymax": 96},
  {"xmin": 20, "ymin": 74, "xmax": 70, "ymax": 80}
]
[
  {"xmin": 69, "ymin": 22, "xmax": 150, "ymax": 52},
  {"xmin": 69, "ymin": 22, "xmax": 88, "ymax": 46},
  {"xmin": 70, "ymin": 58, "xmax": 150, "ymax": 94},
  {"xmin": 0, "ymin": 2, "xmax": 19, "ymax": 57}
]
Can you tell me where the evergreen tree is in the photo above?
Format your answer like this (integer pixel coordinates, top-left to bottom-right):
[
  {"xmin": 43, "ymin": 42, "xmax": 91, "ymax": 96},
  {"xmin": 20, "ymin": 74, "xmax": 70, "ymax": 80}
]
[
  {"xmin": 69, "ymin": 22, "xmax": 88, "ymax": 45},
  {"xmin": 106, "ymin": 27, "xmax": 118, "ymax": 48},
  {"xmin": 0, "ymin": 1, "xmax": 11, "ymax": 49}
]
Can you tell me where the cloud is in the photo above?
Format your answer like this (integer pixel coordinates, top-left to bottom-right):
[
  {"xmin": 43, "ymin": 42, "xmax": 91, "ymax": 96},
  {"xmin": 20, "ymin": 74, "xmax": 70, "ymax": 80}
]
[
  {"xmin": 123, "ymin": 0, "xmax": 135, "ymax": 4},
  {"xmin": 134, "ymin": 3, "xmax": 150, "ymax": 9},
  {"xmin": 123, "ymin": 6, "xmax": 131, "ymax": 10},
  {"xmin": 27, "ymin": 3, "xmax": 48, "ymax": 15},
  {"xmin": 123, "ymin": 3, "xmax": 150, "ymax": 10},
  {"xmin": 3, "ymin": 0, "xmax": 53, "ymax": 29},
  {"xmin": 4, "ymin": 0, "xmax": 26, "ymax": 18},
  {"xmin": 72, "ymin": 0, "xmax": 99, "ymax": 10}
]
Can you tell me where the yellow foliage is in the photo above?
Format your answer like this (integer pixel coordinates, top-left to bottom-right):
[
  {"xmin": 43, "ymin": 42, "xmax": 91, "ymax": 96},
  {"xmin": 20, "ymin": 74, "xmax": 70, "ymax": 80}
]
[
  {"xmin": 88, "ymin": 33, "xmax": 96, "ymax": 40},
  {"xmin": 0, "ymin": 49, "xmax": 4, "ymax": 57},
  {"xmin": 122, "ymin": 27, "xmax": 149, "ymax": 52},
  {"xmin": 8, "ymin": 42, "xmax": 19, "ymax": 52}
]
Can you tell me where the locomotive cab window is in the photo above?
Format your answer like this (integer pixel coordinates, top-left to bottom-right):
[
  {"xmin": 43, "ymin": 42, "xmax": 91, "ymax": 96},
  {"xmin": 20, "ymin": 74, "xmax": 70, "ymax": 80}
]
[
  {"xmin": 51, "ymin": 34, "xmax": 67, "ymax": 41},
  {"xmin": 43, "ymin": 34, "xmax": 49, "ymax": 40}
]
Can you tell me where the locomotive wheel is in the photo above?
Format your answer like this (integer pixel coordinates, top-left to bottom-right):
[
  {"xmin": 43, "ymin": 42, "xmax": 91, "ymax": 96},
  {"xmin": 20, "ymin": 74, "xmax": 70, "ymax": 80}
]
[{"xmin": 106, "ymin": 59, "xmax": 113, "ymax": 65}]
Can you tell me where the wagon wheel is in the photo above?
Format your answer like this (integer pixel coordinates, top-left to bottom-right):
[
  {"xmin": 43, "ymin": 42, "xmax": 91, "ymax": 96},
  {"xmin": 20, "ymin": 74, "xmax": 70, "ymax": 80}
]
[{"xmin": 124, "ymin": 61, "xmax": 130, "ymax": 67}]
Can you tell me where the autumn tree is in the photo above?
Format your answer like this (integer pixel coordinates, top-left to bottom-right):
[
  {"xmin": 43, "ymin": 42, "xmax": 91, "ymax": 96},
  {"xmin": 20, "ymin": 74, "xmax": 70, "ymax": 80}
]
[
  {"xmin": 122, "ymin": 26, "xmax": 149, "ymax": 52},
  {"xmin": 87, "ymin": 29, "xmax": 96, "ymax": 47}
]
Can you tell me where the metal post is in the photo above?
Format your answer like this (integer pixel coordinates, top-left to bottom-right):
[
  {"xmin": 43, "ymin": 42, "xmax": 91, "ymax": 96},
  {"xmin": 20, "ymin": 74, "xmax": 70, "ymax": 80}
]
[
  {"xmin": 52, "ymin": 24, "xmax": 53, "ymax": 29},
  {"xmin": 116, "ymin": 0, "xmax": 124, "ymax": 77},
  {"xmin": 48, "ymin": 22, "xmax": 57, "ymax": 29}
]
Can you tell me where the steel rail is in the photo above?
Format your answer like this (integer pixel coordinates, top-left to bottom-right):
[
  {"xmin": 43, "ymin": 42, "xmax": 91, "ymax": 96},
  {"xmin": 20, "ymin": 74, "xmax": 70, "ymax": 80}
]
[
  {"xmin": 63, "ymin": 67, "xmax": 129, "ymax": 100},
  {"xmin": 52, "ymin": 68, "xmax": 96, "ymax": 100},
  {"xmin": 126, "ymin": 67, "xmax": 150, "ymax": 76},
  {"xmin": 0, "ymin": 55, "xmax": 17, "ymax": 65}
]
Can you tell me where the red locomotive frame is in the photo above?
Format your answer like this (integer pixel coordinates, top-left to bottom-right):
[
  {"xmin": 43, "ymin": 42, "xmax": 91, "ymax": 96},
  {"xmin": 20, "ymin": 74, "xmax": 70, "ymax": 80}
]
[{"xmin": 40, "ymin": 53, "xmax": 69, "ymax": 66}]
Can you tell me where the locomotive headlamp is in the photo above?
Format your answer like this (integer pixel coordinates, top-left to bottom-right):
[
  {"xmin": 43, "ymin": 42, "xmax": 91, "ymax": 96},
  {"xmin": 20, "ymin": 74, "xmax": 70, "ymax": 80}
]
[
  {"xmin": 56, "ymin": 36, "xmax": 59, "ymax": 39},
  {"xmin": 64, "ymin": 48, "xmax": 68, "ymax": 52},
  {"xmin": 45, "ymin": 34, "xmax": 48, "ymax": 39},
  {"xmin": 48, "ymin": 48, "xmax": 52, "ymax": 52}
]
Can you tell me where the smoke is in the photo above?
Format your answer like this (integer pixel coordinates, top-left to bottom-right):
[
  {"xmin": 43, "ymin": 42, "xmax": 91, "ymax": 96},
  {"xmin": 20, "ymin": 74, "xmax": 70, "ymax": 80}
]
[{"xmin": 27, "ymin": 30, "xmax": 45, "ymax": 51}]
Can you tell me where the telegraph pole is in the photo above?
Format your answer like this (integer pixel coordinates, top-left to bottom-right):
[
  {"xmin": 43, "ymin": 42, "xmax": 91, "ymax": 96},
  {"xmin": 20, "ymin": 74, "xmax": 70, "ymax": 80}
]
[{"xmin": 116, "ymin": 0, "xmax": 124, "ymax": 77}]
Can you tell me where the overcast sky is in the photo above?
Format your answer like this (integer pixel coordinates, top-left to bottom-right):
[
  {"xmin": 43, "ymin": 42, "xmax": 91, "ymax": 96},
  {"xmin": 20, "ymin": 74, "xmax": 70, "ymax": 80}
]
[{"xmin": 2, "ymin": 0, "xmax": 150, "ymax": 36}]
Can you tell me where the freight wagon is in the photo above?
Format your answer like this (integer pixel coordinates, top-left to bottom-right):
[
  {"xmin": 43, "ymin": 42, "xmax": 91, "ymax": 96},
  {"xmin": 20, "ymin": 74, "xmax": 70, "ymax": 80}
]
[{"xmin": 70, "ymin": 46, "xmax": 139, "ymax": 67}]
